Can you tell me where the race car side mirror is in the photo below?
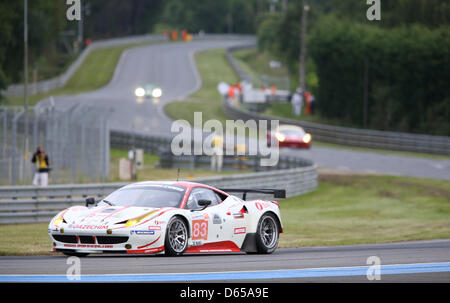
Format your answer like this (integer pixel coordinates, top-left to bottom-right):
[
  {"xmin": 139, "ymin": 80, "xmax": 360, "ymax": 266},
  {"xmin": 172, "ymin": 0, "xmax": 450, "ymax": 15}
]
[
  {"xmin": 191, "ymin": 199, "xmax": 211, "ymax": 212},
  {"xmin": 85, "ymin": 197, "xmax": 96, "ymax": 207},
  {"xmin": 198, "ymin": 199, "xmax": 211, "ymax": 207}
]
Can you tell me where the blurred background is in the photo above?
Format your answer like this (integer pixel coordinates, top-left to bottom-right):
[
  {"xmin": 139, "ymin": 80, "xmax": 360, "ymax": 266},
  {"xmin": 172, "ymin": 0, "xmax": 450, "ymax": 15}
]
[{"xmin": 0, "ymin": 0, "xmax": 449, "ymax": 185}]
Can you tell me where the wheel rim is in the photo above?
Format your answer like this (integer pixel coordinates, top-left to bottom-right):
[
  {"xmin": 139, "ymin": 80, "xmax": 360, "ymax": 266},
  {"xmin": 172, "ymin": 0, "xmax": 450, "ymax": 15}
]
[
  {"xmin": 168, "ymin": 219, "xmax": 187, "ymax": 253},
  {"xmin": 259, "ymin": 216, "xmax": 278, "ymax": 248}
]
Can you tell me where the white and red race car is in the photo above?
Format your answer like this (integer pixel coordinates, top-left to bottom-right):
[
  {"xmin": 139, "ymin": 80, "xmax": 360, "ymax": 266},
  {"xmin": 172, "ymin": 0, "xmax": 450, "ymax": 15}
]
[{"xmin": 48, "ymin": 181, "xmax": 285, "ymax": 257}]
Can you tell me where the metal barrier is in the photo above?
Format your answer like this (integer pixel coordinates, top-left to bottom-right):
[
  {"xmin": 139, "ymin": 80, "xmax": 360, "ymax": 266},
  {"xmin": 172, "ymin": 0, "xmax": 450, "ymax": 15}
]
[
  {"xmin": 0, "ymin": 165, "xmax": 317, "ymax": 224},
  {"xmin": 225, "ymin": 47, "xmax": 450, "ymax": 156},
  {"xmin": 110, "ymin": 129, "xmax": 313, "ymax": 172}
]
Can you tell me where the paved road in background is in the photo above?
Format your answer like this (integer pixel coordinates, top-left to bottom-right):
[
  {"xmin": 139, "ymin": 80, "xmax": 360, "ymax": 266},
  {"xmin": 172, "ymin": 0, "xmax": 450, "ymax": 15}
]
[
  {"xmin": 283, "ymin": 146, "xmax": 450, "ymax": 180},
  {"xmin": 37, "ymin": 40, "xmax": 252, "ymax": 136}
]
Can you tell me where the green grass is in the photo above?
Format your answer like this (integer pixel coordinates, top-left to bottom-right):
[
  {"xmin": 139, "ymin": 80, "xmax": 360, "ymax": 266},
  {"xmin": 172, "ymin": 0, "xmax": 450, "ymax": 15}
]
[
  {"xmin": 0, "ymin": 223, "xmax": 50, "ymax": 256},
  {"xmin": 5, "ymin": 41, "xmax": 160, "ymax": 107},
  {"xmin": 1, "ymin": 173, "xmax": 449, "ymax": 255},
  {"xmin": 279, "ymin": 173, "xmax": 450, "ymax": 248},
  {"xmin": 164, "ymin": 48, "xmax": 239, "ymax": 127},
  {"xmin": 263, "ymin": 102, "xmax": 355, "ymax": 126},
  {"xmin": 232, "ymin": 48, "xmax": 290, "ymax": 88}
]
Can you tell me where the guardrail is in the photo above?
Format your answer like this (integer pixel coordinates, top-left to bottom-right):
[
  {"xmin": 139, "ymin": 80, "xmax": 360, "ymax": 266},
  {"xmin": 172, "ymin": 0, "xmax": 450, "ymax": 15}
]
[
  {"xmin": 224, "ymin": 99, "xmax": 450, "ymax": 155},
  {"xmin": 0, "ymin": 166, "xmax": 317, "ymax": 224},
  {"xmin": 110, "ymin": 129, "xmax": 313, "ymax": 172},
  {"xmin": 225, "ymin": 47, "xmax": 450, "ymax": 156}
]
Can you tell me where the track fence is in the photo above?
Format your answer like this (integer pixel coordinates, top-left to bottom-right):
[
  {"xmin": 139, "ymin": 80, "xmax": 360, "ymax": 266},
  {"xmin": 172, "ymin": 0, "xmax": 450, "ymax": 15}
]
[{"xmin": 0, "ymin": 104, "xmax": 110, "ymax": 185}]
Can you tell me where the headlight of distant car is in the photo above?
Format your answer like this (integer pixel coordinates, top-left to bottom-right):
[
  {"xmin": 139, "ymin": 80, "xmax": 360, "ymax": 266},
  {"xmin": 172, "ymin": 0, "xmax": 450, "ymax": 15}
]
[
  {"xmin": 135, "ymin": 87, "xmax": 146, "ymax": 97},
  {"xmin": 303, "ymin": 133, "xmax": 312, "ymax": 144},
  {"xmin": 152, "ymin": 88, "xmax": 162, "ymax": 98},
  {"xmin": 275, "ymin": 132, "xmax": 286, "ymax": 142}
]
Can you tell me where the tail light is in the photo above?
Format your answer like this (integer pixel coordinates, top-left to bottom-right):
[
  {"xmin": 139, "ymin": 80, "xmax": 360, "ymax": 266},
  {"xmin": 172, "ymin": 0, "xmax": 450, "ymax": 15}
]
[{"xmin": 240, "ymin": 206, "xmax": 248, "ymax": 214}]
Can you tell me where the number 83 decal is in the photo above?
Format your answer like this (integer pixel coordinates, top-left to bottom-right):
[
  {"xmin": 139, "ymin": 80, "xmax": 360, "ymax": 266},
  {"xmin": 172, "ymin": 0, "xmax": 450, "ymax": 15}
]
[{"xmin": 192, "ymin": 220, "xmax": 208, "ymax": 240}]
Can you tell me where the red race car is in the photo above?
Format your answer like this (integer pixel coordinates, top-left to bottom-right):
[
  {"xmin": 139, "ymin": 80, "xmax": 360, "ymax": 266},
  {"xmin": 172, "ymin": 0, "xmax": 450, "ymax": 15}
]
[{"xmin": 267, "ymin": 125, "xmax": 312, "ymax": 149}]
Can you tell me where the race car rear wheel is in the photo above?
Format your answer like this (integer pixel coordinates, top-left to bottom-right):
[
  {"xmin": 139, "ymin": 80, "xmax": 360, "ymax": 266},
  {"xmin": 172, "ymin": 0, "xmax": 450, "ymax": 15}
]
[
  {"xmin": 255, "ymin": 213, "xmax": 279, "ymax": 254},
  {"xmin": 165, "ymin": 216, "xmax": 188, "ymax": 256}
]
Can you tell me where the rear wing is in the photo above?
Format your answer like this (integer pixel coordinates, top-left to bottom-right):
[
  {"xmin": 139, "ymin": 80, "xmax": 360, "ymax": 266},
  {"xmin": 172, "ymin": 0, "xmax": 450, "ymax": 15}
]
[{"xmin": 220, "ymin": 188, "xmax": 286, "ymax": 200}]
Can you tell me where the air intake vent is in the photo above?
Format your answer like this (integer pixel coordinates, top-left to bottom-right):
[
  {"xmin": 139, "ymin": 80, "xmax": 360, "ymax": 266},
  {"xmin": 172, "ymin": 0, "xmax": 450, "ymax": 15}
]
[
  {"xmin": 53, "ymin": 235, "xmax": 77, "ymax": 243},
  {"xmin": 96, "ymin": 236, "xmax": 129, "ymax": 244},
  {"xmin": 79, "ymin": 236, "xmax": 95, "ymax": 244}
]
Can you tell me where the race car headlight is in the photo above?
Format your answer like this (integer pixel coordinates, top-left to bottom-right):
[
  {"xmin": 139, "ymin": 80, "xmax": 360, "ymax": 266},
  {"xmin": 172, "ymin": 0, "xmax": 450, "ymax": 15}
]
[
  {"xmin": 52, "ymin": 210, "xmax": 67, "ymax": 226},
  {"xmin": 125, "ymin": 219, "xmax": 138, "ymax": 227},
  {"xmin": 124, "ymin": 210, "xmax": 159, "ymax": 227},
  {"xmin": 135, "ymin": 87, "xmax": 146, "ymax": 97},
  {"xmin": 53, "ymin": 218, "xmax": 64, "ymax": 226},
  {"xmin": 275, "ymin": 132, "xmax": 286, "ymax": 142},
  {"xmin": 303, "ymin": 133, "xmax": 312, "ymax": 144},
  {"xmin": 152, "ymin": 88, "xmax": 162, "ymax": 98}
]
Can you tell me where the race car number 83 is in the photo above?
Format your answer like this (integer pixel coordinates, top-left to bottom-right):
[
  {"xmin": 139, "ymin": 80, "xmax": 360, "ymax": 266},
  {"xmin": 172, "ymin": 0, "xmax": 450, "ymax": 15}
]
[{"xmin": 192, "ymin": 220, "xmax": 208, "ymax": 240}]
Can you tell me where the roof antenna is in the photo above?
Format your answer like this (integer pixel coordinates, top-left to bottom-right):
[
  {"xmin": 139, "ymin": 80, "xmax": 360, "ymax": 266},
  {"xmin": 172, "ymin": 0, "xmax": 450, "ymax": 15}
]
[{"xmin": 177, "ymin": 167, "xmax": 180, "ymax": 182}]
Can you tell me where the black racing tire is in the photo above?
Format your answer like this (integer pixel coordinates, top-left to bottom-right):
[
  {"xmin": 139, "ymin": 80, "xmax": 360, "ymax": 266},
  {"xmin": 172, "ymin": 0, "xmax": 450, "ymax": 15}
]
[
  {"xmin": 255, "ymin": 212, "xmax": 279, "ymax": 254},
  {"xmin": 164, "ymin": 216, "xmax": 188, "ymax": 256}
]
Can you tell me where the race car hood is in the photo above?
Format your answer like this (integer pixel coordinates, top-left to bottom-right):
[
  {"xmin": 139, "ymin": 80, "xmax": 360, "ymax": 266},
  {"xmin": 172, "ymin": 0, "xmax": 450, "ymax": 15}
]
[{"xmin": 62, "ymin": 205, "xmax": 161, "ymax": 226}]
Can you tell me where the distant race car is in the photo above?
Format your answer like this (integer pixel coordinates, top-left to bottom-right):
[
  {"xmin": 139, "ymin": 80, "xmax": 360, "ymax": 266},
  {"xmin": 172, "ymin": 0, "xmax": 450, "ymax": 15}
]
[
  {"xmin": 134, "ymin": 84, "xmax": 162, "ymax": 98},
  {"xmin": 267, "ymin": 124, "xmax": 312, "ymax": 149},
  {"xmin": 48, "ymin": 181, "xmax": 284, "ymax": 257}
]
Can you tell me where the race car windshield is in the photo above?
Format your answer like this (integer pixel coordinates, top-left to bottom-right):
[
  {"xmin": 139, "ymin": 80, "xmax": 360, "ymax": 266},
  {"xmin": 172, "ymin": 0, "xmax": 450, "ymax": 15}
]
[
  {"xmin": 279, "ymin": 129, "xmax": 304, "ymax": 137},
  {"xmin": 100, "ymin": 185, "xmax": 186, "ymax": 208}
]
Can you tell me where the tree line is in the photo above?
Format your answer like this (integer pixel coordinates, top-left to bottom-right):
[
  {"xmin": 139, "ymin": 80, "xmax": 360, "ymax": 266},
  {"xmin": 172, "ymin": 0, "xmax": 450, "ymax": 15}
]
[
  {"xmin": 257, "ymin": 0, "xmax": 450, "ymax": 135},
  {"xmin": 0, "ymin": 0, "xmax": 165, "ymax": 96},
  {"xmin": 1, "ymin": 0, "xmax": 448, "ymax": 136}
]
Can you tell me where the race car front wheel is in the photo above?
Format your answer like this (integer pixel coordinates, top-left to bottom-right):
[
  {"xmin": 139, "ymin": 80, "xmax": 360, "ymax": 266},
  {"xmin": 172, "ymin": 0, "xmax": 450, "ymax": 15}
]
[
  {"xmin": 255, "ymin": 213, "xmax": 279, "ymax": 254},
  {"xmin": 165, "ymin": 216, "xmax": 188, "ymax": 256}
]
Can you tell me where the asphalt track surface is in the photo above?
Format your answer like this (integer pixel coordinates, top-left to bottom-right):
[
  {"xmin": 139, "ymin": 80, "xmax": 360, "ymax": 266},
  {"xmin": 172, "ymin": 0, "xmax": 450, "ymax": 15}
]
[
  {"xmin": 7, "ymin": 38, "xmax": 447, "ymax": 283},
  {"xmin": 1, "ymin": 240, "xmax": 450, "ymax": 282}
]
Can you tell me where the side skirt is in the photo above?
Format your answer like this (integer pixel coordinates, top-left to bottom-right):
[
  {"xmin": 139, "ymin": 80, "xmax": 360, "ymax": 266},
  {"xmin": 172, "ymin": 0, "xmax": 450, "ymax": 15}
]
[{"xmin": 240, "ymin": 233, "xmax": 257, "ymax": 253}]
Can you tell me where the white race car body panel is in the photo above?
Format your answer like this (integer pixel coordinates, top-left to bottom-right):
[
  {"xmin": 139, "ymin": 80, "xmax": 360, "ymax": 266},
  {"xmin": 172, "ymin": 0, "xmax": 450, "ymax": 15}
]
[{"xmin": 48, "ymin": 181, "xmax": 283, "ymax": 255}]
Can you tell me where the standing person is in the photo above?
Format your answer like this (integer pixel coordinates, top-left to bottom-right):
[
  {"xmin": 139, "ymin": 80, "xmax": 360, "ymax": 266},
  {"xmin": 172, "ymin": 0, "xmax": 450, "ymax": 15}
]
[
  {"xmin": 304, "ymin": 91, "xmax": 311, "ymax": 115},
  {"xmin": 31, "ymin": 146, "xmax": 50, "ymax": 186},
  {"xmin": 210, "ymin": 134, "xmax": 223, "ymax": 172},
  {"xmin": 310, "ymin": 94, "xmax": 316, "ymax": 115},
  {"xmin": 291, "ymin": 88, "xmax": 303, "ymax": 117}
]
